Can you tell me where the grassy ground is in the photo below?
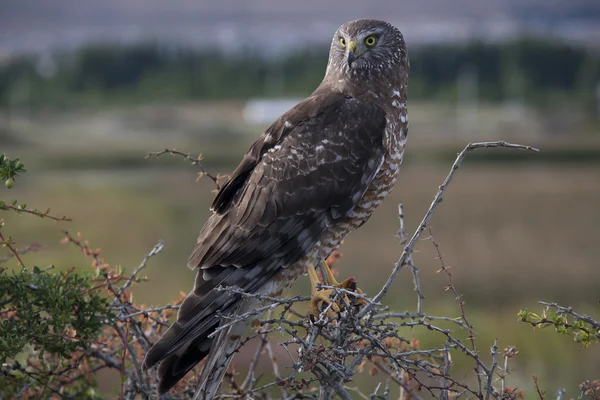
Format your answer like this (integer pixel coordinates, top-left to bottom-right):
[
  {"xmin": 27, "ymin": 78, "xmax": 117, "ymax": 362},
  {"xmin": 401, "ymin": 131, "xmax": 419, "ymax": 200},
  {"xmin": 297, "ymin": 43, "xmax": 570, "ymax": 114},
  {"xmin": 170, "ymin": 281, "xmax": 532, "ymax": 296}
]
[{"xmin": 2, "ymin": 103, "xmax": 599, "ymax": 397}]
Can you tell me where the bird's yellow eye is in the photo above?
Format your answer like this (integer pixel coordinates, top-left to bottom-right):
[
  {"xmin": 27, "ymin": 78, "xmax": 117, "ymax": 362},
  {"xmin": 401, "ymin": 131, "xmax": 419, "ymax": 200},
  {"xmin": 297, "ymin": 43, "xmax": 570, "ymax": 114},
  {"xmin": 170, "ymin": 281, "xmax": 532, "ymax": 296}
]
[
  {"xmin": 364, "ymin": 36, "xmax": 377, "ymax": 46},
  {"xmin": 339, "ymin": 37, "xmax": 346, "ymax": 47}
]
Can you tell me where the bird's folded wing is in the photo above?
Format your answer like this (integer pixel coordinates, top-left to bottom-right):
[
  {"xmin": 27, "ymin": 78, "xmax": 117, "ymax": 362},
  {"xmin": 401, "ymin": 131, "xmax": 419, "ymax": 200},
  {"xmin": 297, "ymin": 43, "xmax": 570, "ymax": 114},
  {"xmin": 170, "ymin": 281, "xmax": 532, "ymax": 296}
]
[{"xmin": 189, "ymin": 93, "xmax": 388, "ymax": 272}]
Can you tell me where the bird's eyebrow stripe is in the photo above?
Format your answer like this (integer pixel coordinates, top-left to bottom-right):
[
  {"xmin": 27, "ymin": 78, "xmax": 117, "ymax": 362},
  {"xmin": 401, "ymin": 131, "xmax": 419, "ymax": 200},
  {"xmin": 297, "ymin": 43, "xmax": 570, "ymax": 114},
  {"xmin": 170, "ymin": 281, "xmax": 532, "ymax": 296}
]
[{"xmin": 356, "ymin": 28, "xmax": 384, "ymax": 38}]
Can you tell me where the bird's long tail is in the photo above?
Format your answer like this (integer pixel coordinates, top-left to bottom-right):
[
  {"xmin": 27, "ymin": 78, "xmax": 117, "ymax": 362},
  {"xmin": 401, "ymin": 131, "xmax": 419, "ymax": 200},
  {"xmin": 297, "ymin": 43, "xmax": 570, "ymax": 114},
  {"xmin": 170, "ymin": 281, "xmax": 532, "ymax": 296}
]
[{"xmin": 194, "ymin": 323, "xmax": 242, "ymax": 400}]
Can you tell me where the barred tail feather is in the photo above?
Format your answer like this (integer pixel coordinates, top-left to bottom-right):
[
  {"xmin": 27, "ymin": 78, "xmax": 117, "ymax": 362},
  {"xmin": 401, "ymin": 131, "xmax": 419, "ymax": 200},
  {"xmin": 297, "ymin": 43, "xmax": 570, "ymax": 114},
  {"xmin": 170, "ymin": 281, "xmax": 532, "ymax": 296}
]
[
  {"xmin": 194, "ymin": 322, "xmax": 243, "ymax": 400},
  {"xmin": 155, "ymin": 336, "xmax": 213, "ymax": 394}
]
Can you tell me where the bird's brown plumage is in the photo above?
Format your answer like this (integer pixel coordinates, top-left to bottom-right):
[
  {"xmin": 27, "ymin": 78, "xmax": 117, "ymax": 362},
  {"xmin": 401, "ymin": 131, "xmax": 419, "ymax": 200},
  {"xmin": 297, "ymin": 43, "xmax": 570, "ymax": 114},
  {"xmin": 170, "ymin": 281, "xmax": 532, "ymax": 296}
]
[{"xmin": 143, "ymin": 18, "xmax": 409, "ymax": 399}]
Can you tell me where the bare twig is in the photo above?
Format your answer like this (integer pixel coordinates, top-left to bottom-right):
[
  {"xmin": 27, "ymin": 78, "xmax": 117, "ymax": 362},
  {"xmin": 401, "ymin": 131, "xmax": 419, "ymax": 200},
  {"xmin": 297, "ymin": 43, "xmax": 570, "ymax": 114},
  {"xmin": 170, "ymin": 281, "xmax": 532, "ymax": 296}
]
[
  {"xmin": 533, "ymin": 374, "xmax": 545, "ymax": 400},
  {"xmin": 539, "ymin": 302, "xmax": 600, "ymax": 331},
  {"xmin": 429, "ymin": 228, "xmax": 482, "ymax": 392},
  {"xmin": 398, "ymin": 204, "xmax": 424, "ymax": 315},
  {"xmin": 500, "ymin": 346, "xmax": 518, "ymax": 397},
  {"xmin": 241, "ymin": 310, "xmax": 271, "ymax": 391},
  {"xmin": 359, "ymin": 141, "xmax": 539, "ymax": 317},
  {"xmin": 119, "ymin": 239, "xmax": 164, "ymax": 296},
  {"xmin": 120, "ymin": 322, "xmax": 131, "ymax": 400},
  {"xmin": 0, "ymin": 242, "xmax": 46, "ymax": 264},
  {"xmin": 486, "ymin": 339, "xmax": 499, "ymax": 400},
  {"xmin": 0, "ymin": 231, "xmax": 25, "ymax": 268},
  {"xmin": 5, "ymin": 141, "xmax": 543, "ymax": 399},
  {"xmin": 146, "ymin": 148, "xmax": 223, "ymax": 189},
  {"xmin": 0, "ymin": 203, "xmax": 71, "ymax": 222},
  {"xmin": 118, "ymin": 304, "xmax": 180, "ymax": 320}
]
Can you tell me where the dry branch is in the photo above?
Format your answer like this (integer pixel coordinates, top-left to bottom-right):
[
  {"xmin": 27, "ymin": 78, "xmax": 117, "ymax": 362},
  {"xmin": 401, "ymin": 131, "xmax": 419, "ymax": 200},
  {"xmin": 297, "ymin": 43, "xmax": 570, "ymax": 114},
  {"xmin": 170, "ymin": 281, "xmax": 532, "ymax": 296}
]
[
  {"xmin": 146, "ymin": 148, "xmax": 223, "ymax": 189},
  {"xmin": 358, "ymin": 141, "xmax": 539, "ymax": 318},
  {"xmin": 4, "ymin": 141, "xmax": 550, "ymax": 400}
]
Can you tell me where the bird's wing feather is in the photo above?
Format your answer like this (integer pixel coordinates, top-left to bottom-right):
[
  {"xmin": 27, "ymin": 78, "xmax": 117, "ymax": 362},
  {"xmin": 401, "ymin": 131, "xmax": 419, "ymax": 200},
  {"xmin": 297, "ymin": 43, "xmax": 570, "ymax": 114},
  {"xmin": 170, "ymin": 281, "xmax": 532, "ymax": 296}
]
[{"xmin": 189, "ymin": 92, "xmax": 387, "ymax": 271}]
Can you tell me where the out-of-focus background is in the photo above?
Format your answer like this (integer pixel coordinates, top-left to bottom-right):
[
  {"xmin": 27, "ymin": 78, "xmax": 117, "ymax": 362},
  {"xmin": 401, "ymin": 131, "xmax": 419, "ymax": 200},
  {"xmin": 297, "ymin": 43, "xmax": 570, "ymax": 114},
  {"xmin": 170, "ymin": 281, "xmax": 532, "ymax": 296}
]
[{"xmin": 1, "ymin": 0, "xmax": 600, "ymax": 396}]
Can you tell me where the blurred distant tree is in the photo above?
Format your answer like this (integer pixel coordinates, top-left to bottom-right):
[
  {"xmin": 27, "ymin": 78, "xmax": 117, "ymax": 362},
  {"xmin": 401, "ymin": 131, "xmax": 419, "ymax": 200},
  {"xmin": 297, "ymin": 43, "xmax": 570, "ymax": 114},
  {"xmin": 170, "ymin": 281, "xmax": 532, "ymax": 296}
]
[
  {"xmin": 576, "ymin": 52, "xmax": 600, "ymax": 119},
  {"xmin": 68, "ymin": 43, "xmax": 164, "ymax": 91},
  {"xmin": 0, "ymin": 39, "xmax": 599, "ymax": 118}
]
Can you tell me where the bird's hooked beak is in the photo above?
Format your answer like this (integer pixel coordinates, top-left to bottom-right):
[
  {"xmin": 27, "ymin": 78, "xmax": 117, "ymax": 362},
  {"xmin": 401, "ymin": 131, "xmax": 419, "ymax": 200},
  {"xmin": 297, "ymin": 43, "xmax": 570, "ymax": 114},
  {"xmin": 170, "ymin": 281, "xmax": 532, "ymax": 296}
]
[{"xmin": 347, "ymin": 40, "xmax": 359, "ymax": 67}]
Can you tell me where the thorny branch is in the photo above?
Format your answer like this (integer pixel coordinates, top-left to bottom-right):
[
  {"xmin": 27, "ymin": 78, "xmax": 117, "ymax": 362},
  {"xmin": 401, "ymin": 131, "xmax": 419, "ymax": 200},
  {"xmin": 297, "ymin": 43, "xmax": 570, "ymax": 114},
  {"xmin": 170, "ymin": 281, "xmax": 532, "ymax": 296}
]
[
  {"xmin": 44, "ymin": 233, "xmax": 175, "ymax": 398},
  {"xmin": 146, "ymin": 148, "xmax": 225, "ymax": 190},
  {"xmin": 5, "ymin": 141, "xmax": 556, "ymax": 400},
  {"xmin": 0, "ymin": 231, "xmax": 25, "ymax": 268},
  {"xmin": 429, "ymin": 228, "xmax": 481, "ymax": 393},
  {"xmin": 358, "ymin": 141, "xmax": 539, "ymax": 318},
  {"xmin": 0, "ymin": 202, "xmax": 72, "ymax": 222},
  {"xmin": 538, "ymin": 302, "xmax": 600, "ymax": 332},
  {"xmin": 0, "ymin": 241, "xmax": 46, "ymax": 264},
  {"xmin": 119, "ymin": 239, "xmax": 165, "ymax": 297},
  {"xmin": 196, "ymin": 141, "xmax": 540, "ymax": 400},
  {"xmin": 398, "ymin": 204, "xmax": 424, "ymax": 316},
  {"xmin": 533, "ymin": 374, "xmax": 545, "ymax": 400},
  {"xmin": 519, "ymin": 301, "xmax": 600, "ymax": 346}
]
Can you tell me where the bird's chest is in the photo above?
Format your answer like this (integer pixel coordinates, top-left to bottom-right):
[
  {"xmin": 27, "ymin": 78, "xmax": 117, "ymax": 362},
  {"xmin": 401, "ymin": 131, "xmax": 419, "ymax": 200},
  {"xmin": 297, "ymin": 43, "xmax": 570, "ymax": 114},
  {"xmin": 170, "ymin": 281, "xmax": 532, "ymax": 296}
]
[
  {"xmin": 265, "ymin": 112, "xmax": 408, "ymax": 294},
  {"xmin": 308, "ymin": 111, "xmax": 407, "ymax": 261},
  {"xmin": 354, "ymin": 113, "xmax": 406, "ymax": 215}
]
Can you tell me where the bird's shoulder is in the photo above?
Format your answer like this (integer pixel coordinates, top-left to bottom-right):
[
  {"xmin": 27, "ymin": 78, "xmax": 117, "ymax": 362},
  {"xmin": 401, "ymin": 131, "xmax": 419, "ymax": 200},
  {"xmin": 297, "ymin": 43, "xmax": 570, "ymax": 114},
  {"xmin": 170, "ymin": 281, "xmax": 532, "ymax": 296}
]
[{"xmin": 211, "ymin": 90, "xmax": 386, "ymax": 214}]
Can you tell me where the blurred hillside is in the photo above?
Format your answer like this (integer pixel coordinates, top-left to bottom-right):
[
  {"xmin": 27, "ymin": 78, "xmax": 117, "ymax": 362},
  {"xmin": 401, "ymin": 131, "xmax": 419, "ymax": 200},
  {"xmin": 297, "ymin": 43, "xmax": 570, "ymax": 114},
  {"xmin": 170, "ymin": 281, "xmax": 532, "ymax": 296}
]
[{"xmin": 1, "ymin": 0, "xmax": 600, "ymax": 55}]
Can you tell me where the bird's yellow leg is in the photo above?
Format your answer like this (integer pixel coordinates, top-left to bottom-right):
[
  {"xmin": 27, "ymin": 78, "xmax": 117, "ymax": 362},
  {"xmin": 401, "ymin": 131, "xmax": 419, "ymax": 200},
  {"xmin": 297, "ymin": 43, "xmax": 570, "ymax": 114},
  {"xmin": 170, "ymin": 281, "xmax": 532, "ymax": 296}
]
[
  {"xmin": 308, "ymin": 260, "xmax": 366, "ymax": 319},
  {"xmin": 308, "ymin": 264, "xmax": 340, "ymax": 318}
]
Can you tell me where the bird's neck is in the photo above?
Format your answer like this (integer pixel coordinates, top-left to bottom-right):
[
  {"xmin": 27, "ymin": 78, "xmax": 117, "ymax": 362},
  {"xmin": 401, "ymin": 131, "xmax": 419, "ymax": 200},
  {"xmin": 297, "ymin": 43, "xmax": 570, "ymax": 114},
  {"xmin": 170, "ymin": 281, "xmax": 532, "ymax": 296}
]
[{"xmin": 318, "ymin": 70, "xmax": 407, "ymax": 109}]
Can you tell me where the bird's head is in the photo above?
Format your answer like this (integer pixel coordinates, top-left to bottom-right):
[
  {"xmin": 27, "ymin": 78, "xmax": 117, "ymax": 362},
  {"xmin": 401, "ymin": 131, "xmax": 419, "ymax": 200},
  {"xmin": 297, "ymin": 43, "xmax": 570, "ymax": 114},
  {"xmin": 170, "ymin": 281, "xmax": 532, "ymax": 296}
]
[{"xmin": 325, "ymin": 19, "xmax": 408, "ymax": 87}]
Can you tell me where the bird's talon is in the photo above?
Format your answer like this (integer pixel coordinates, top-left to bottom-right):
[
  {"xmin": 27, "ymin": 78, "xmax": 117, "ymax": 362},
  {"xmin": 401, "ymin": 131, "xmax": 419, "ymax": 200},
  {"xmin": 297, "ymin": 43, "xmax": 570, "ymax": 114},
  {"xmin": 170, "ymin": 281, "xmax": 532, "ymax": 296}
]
[
  {"xmin": 337, "ymin": 277, "xmax": 357, "ymax": 291},
  {"xmin": 307, "ymin": 261, "xmax": 366, "ymax": 319}
]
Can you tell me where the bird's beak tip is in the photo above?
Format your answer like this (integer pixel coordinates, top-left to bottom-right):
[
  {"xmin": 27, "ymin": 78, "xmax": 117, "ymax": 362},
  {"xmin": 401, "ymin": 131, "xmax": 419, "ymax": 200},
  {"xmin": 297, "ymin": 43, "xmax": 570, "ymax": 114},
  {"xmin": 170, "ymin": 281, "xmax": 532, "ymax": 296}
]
[{"xmin": 347, "ymin": 51, "xmax": 356, "ymax": 67}]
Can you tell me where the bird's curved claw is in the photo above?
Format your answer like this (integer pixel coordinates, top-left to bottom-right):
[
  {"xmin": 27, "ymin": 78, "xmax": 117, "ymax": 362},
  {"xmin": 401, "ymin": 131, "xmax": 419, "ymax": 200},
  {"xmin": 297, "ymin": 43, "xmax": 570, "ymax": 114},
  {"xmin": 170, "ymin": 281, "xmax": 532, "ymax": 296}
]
[{"xmin": 307, "ymin": 260, "xmax": 366, "ymax": 321}]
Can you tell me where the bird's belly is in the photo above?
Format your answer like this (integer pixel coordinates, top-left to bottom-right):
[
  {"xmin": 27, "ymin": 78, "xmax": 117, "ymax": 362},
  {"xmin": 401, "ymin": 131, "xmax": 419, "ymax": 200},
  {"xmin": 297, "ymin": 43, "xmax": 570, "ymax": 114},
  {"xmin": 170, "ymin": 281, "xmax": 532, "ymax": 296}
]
[
  {"xmin": 315, "ymin": 158, "xmax": 401, "ymax": 257},
  {"xmin": 258, "ymin": 110, "xmax": 406, "ymax": 298},
  {"xmin": 258, "ymin": 154, "xmax": 403, "ymax": 300}
]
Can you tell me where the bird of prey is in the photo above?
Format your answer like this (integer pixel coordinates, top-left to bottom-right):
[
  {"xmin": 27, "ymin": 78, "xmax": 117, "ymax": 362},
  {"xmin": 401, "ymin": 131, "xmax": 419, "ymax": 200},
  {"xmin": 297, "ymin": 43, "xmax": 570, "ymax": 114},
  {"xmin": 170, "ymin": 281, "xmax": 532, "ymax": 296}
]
[{"xmin": 144, "ymin": 18, "xmax": 409, "ymax": 399}]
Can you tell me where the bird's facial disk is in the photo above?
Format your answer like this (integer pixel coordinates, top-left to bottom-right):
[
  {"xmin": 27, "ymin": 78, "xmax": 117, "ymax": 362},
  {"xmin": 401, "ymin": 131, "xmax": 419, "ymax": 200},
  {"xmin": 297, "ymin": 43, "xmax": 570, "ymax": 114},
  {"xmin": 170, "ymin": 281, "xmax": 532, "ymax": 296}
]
[{"xmin": 338, "ymin": 29, "xmax": 382, "ymax": 69}]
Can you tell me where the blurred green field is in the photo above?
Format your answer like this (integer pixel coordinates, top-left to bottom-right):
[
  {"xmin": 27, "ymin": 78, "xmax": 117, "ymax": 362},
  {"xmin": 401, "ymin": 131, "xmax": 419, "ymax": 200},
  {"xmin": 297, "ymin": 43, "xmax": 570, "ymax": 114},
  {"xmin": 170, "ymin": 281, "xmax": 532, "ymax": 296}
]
[{"xmin": 2, "ymin": 102, "xmax": 600, "ymax": 397}]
